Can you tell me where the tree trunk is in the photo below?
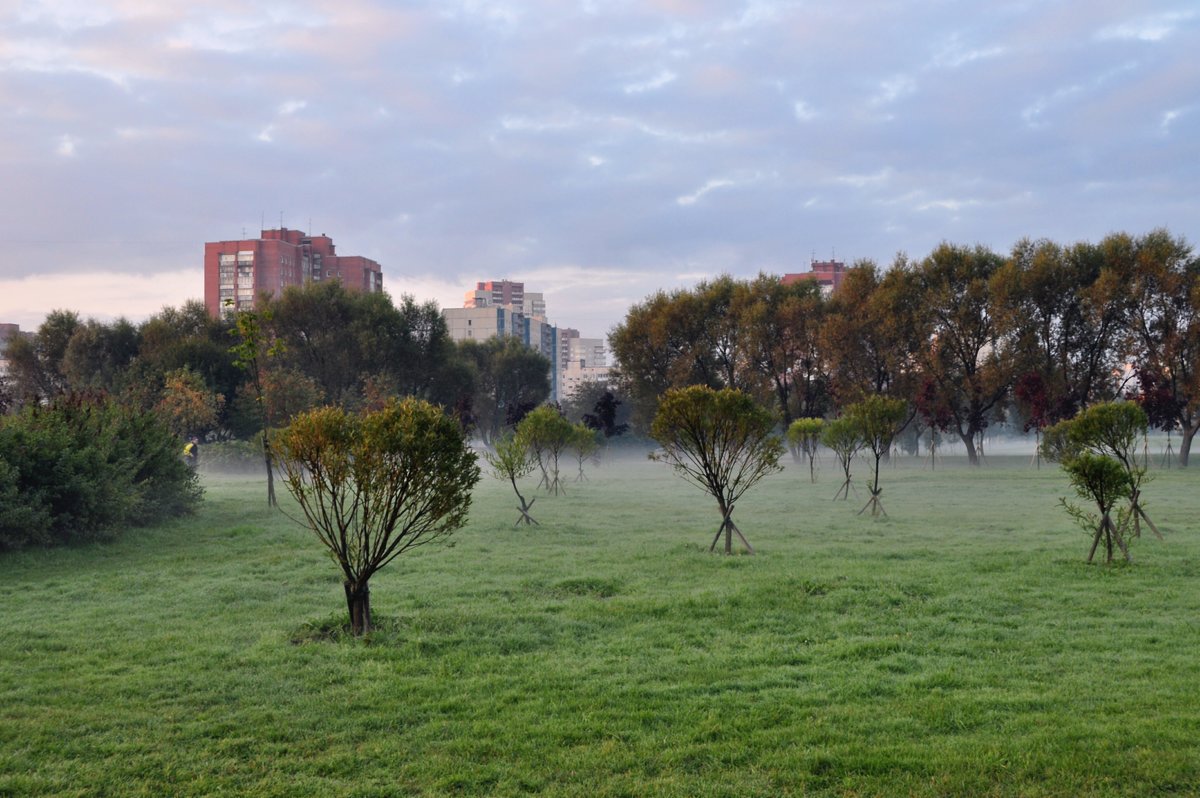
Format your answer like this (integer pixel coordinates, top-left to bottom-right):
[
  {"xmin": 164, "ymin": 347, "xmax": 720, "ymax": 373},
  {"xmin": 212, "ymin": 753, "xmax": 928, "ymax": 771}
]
[
  {"xmin": 1180, "ymin": 422, "xmax": 1197, "ymax": 467},
  {"xmin": 960, "ymin": 430, "xmax": 980, "ymax": 465},
  {"xmin": 345, "ymin": 580, "xmax": 371, "ymax": 636},
  {"xmin": 262, "ymin": 432, "xmax": 277, "ymax": 507}
]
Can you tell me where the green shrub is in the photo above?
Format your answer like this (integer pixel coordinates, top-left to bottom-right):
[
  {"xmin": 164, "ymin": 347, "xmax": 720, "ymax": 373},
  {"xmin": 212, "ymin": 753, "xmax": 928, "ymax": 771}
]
[{"xmin": 0, "ymin": 394, "xmax": 201, "ymax": 550}]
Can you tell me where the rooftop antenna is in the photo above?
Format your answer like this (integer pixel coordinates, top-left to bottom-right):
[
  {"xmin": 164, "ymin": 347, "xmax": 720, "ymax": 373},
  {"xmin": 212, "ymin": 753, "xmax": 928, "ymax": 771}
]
[
  {"xmin": 280, "ymin": 211, "xmax": 284, "ymax": 230},
  {"xmin": 308, "ymin": 216, "xmax": 312, "ymax": 236}
]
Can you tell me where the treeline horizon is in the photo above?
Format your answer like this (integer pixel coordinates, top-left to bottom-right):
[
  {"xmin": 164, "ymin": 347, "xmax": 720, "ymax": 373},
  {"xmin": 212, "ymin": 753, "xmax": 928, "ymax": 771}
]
[
  {"xmin": 2, "ymin": 228, "xmax": 1196, "ymax": 465},
  {"xmin": 610, "ymin": 228, "xmax": 1198, "ymax": 466},
  {"xmin": 0, "ymin": 280, "xmax": 557, "ymax": 450}
]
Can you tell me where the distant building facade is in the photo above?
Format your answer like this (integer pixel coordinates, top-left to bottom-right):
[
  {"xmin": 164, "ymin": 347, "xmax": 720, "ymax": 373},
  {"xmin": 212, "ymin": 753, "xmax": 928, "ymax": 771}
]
[
  {"xmin": 446, "ymin": 280, "xmax": 579, "ymax": 402},
  {"xmin": 782, "ymin": 259, "xmax": 847, "ymax": 295},
  {"xmin": 464, "ymin": 280, "xmax": 525, "ymax": 314},
  {"xmin": 204, "ymin": 228, "xmax": 383, "ymax": 317},
  {"xmin": 560, "ymin": 335, "xmax": 612, "ymax": 400}
]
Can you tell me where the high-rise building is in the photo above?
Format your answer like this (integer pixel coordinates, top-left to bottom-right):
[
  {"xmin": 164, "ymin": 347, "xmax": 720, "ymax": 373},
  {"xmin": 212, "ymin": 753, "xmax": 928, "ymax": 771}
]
[
  {"xmin": 447, "ymin": 280, "xmax": 572, "ymax": 401},
  {"xmin": 464, "ymin": 280, "xmax": 525, "ymax": 313},
  {"xmin": 204, "ymin": 228, "xmax": 383, "ymax": 317}
]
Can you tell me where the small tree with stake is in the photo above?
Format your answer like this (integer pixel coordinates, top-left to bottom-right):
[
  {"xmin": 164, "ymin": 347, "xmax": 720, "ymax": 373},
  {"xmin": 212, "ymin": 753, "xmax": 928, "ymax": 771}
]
[
  {"xmin": 822, "ymin": 417, "xmax": 863, "ymax": 501},
  {"xmin": 649, "ymin": 386, "xmax": 784, "ymax": 554},
  {"xmin": 846, "ymin": 395, "xmax": 909, "ymax": 518},
  {"xmin": 484, "ymin": 432, "xmax": 539, "ymax": 526},
  {"xmin": 276, "ymin": 398, "xmax": 480, "ymax": 636},
  {"xmin": 787, "ymin": 417, "xmax": 824, "ymax": 483},
  {"xmin": 569, "ymin": 423, "xmax": 601, "ymax": 482},
  {"xmin": 1068, "ymin": 402, "xmax": 1162, "ymax": 540},
  {"xmin": 1060, "ymin": 452, "xmax": 1133, "ymax": 564},
  {"xmin": 516, "ymin": 405, "xmax": 574, "ymax": 496}
]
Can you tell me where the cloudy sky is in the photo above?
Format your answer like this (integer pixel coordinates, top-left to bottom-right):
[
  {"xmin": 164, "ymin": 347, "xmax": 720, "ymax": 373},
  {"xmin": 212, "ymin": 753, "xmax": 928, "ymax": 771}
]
[{"xmin": 2, "ymin": 1, "xmax": 1197, "ymax": 337}]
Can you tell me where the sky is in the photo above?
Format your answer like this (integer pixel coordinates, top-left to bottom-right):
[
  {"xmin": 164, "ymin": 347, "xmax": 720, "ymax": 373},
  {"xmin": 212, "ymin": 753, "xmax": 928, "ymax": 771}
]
[{"xmin": 1, "ymin": 1, "xmax": 1198, "ymax": 339}]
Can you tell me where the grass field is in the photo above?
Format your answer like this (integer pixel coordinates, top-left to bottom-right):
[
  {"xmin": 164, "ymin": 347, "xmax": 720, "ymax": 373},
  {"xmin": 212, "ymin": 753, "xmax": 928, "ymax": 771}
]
[{"xmin": 1, "ymin": 450, "xmax": 1198, "ymax": 797}]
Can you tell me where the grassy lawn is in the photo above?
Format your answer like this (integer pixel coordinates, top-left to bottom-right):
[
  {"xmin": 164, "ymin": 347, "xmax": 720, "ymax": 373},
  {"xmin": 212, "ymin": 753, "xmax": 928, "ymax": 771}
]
[{"xmin": 1, "ymin": 451, "xmax": 1198, "ymax": 797}]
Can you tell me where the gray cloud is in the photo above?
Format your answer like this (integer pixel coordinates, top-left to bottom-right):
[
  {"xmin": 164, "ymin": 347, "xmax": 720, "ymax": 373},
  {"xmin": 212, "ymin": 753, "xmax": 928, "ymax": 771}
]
[{"xmin": 1, "ymin": 0, "xmax": 1197, "ymax": 336}]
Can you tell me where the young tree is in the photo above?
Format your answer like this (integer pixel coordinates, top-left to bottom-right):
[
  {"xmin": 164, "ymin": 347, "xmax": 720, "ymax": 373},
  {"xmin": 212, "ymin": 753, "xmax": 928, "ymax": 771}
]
[
  {"xmin": 569, "ymin": 423, "xmax": 601, "ymax": 482},
  {"xmin": 1059, "ymin": 453, "xmax": 1133, "ymax": 564},
  {"xmin": 1068, "ymin": 402, "xmax": 1161, "ymax": 539},
  {"xmin": 229, "ymin": 304, "xmax": 282, "ymax": 508},
  {"xmin": 648, "ymin": 386, "xmax": 784, "ymax": 554},
  {"xmin": 276, "ymin": 398, "xmax": 480, "ymax": 635},
  {"xmin": 786, "ymin": 417, "xmax": 824, "ymax": 483},
  {"xmin": 846, "ymin": 395, "xmax": 909, "ymax": 518},
  {"xmin": 484, "ymin": 433, "xmax": 539, "ymax": 526},
  {"xmin": 516, "ymin": 405, "xmax": 574, "ymax": 495},
  {"xmin": 822, "ymin": 417, "xmax": 863, "ymax": 501}
]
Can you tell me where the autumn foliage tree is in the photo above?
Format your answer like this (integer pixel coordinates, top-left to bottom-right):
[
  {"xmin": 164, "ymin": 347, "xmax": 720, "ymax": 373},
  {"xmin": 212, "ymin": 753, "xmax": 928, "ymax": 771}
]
[
  {"xmin": 155, "ymin": 367, "xmax": 225, "ymax": 440},
  {"xmin": 649, "ymin": 386, "xmax": 784, "ymax": 554},
  {"xmin": 276, "ymin": 398, "xmax": 480, "ymax": 635}
]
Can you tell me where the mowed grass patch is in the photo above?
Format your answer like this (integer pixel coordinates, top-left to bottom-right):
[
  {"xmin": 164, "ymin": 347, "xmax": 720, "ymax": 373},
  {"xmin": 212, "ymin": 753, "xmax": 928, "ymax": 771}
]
[{"xmin": 1, "ymin": 453, "xmax": 1198, "ymax": 796}]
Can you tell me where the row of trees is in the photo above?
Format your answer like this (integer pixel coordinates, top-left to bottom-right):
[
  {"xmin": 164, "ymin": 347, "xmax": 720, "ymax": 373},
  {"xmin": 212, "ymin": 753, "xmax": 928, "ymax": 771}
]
[
  {"xmin": 610, "ymin": 230, "xmax": 1200, "ymax": 465},
  {"xmin": 1, "ymin": 282, "xmax": 555, "ymax": 446}
]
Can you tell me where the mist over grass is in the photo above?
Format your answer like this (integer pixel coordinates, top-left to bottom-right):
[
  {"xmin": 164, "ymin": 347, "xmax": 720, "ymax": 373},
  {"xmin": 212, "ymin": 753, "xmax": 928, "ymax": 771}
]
[{"xmin": 1, "ymin": 454, "xmax": 1198, "ymax": 796}]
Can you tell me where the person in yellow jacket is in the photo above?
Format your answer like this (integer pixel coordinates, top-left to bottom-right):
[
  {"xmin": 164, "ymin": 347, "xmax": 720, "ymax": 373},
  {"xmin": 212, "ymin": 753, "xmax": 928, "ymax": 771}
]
[{"xmin": 182, "ymin": 437, "xmax": 199, "ymax": 468}]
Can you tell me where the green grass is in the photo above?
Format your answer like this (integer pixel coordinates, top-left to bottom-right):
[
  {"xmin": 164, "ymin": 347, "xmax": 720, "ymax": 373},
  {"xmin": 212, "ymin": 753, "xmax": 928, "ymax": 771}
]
[{"xmin": 1, "ymin": 452, "xmax": 1198, "ymax": 797}]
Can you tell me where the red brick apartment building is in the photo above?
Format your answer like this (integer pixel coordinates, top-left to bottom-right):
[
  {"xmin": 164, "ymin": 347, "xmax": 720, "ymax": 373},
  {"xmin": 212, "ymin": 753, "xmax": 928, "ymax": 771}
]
[
  {"xmin": 781, "ymin": 259, "xmax": 847, "ymax": 295},
  {"xmin": 204, "ymin": 228, "xmax": 383, "ymax": 317}
]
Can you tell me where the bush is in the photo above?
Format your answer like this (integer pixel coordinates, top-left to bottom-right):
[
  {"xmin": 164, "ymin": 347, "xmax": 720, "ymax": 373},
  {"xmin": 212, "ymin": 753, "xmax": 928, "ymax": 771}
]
[{"xmin": 0, "ymin": 394, "xmax": 202, "ymax": 550}]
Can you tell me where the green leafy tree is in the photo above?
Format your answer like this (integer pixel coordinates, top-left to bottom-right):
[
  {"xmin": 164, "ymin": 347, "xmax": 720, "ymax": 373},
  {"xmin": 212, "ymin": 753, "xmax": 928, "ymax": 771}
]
[
  {"xmin": 484, "ymin": 433, "xmax": 539, "ymax": 525},
  {"xmin": 457, "ymin": 337, "xmax": 551, "ymax": 445},
  {"xmin": 4, "ymin": 310, "xmax": 81, "ymax": 403},
  {"xmin": 914, "ymin": 243, "xmax": 1014, "ymax": 465},
  {"xmin": 649, "ymin": 386, "xmax": 784, "ymax": 554},
  {"xmin": 786, "ymin": 417, "xmax": 824, "ymax": 483},
  {"xmin": 845, "ymin": 395, "xmax": 909, "ymax": 517},
  {"xmin": 61, "ymin": 318, "xmax": 141, "ymax": 394},
  {"xmin": 735, "ymin": 274, "xmax": 830, "ymax": 424},
  {"xmin": 276, "ymin": 398, "xmax": 480, "ymax": 635},
  {"xmin": 822, "ymin": 417, "xmax": 864, "ymax": 501},
  {"xmin": 993, "ymin": 236, "xmax": 1131, "ymax": 426}
]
